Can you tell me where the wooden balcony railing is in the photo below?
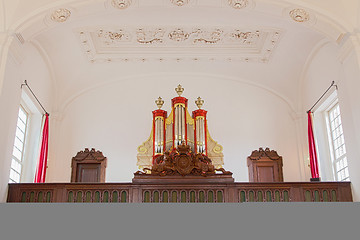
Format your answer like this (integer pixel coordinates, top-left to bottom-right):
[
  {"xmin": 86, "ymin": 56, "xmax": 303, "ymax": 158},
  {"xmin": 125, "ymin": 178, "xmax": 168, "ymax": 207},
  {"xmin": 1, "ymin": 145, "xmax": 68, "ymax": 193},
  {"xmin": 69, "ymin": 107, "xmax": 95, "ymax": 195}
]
[{"xmin": 7, "ymin": 182, "xmax": 352, "ymax": 203}]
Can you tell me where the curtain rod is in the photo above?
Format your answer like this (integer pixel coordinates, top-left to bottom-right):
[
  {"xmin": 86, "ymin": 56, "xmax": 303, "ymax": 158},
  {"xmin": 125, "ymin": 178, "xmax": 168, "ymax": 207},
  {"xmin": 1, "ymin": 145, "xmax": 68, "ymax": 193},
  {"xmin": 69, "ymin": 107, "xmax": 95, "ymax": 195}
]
[
  {"xmin": 21, "ymin": 80, "xmax": 49, "ymax": 116},
  {"xmin": 307, "ymin": 81, "xmax": 338, "ymax": 113}
]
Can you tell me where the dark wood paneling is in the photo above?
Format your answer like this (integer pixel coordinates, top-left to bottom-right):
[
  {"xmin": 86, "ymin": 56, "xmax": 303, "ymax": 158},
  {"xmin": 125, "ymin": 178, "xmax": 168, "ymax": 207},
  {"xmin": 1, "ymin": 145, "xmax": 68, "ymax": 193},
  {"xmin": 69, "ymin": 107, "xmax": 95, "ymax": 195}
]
[
  {"xmin": 7, "ymin": 182, "xmax": 352, "ymax": 203},
  {"xmin": 77, "ymin": 163, "xmax": 100, "ymax": 182}
]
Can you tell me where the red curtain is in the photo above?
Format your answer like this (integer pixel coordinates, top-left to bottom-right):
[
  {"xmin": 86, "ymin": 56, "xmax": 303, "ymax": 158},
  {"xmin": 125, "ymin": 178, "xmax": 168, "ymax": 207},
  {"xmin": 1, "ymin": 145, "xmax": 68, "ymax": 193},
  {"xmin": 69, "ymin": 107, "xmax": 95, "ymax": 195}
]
[
  {"xmin": 307, "ymin": 111, "xmax": 319, "ymax": 179},
  {"xmin": 34, "ymin": 113, "xmax": 49, "ymax": 183}
]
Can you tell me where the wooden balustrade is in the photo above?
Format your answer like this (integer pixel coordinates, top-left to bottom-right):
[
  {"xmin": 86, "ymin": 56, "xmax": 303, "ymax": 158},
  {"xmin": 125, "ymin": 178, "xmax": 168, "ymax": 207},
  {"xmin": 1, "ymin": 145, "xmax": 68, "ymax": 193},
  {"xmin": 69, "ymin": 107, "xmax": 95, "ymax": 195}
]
[{"xmin": 7, "ymin": 182, "xmax": 352, "ymax": 203}]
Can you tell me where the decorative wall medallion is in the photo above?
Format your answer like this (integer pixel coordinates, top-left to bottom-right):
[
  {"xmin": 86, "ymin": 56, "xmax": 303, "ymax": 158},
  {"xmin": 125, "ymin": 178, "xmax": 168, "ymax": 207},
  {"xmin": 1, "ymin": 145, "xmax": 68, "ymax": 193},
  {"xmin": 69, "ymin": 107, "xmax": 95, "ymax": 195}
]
[
  {"xmin": 171, "ymin": 0, "xmax": 190, "ymax": 6},
  {"xmin": 289, "ymin": 8, "xmax": 310, "ymax": 22},
  {"xmin": 78, "ymin": 26, "xmax": 282, "ymax": 63},
  {"xmin": 51, "ymin": 8, "xmax": 71, "ymax": 22},
  {"xmin": 111, "ymin": 0, "xmax": 132, "ymax": 9},
  {"xmin": 228, "ymin": 0, "xmax": 248, "ymax": 9}
]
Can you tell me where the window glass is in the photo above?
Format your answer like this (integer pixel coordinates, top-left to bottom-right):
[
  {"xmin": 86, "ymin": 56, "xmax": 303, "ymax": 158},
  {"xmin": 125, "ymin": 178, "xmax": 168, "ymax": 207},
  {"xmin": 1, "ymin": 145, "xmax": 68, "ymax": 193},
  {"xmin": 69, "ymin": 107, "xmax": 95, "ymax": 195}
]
[
  {"xmin": 9, "ymin": 106, "xmax": 28, "ymax": 183},
  {"xmin": 328, "ymin": 103, "xmax": 349, "ymax": 181}
]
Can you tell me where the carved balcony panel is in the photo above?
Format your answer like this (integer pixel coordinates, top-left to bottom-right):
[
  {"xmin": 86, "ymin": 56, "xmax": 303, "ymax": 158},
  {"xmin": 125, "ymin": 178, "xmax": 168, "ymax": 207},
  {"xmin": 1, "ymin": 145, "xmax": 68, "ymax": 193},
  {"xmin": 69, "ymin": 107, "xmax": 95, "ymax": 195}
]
[{"xmin": 8, "ymin": 182, "xmax": 352, "ymax": 203}]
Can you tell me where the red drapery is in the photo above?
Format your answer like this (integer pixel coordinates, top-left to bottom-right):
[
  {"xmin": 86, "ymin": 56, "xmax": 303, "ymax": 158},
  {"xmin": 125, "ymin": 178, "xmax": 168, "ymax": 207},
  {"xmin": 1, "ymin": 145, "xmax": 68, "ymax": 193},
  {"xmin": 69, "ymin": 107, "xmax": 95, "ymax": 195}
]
[
  {"xmin": 34, "ymin": 113, "xmax": 49, "ymax": 183},
  {"xmin": 307, "ymin": 111, "xmax": 319, "ymax": 179}
]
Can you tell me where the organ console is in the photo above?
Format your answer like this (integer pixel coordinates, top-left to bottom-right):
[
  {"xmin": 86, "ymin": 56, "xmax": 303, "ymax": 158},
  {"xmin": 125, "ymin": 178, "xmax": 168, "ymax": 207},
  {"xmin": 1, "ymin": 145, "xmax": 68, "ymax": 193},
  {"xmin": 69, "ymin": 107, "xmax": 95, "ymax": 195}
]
[{"xmin": 137, "ymin": 85, "xmax": 224, "ymax": 171}]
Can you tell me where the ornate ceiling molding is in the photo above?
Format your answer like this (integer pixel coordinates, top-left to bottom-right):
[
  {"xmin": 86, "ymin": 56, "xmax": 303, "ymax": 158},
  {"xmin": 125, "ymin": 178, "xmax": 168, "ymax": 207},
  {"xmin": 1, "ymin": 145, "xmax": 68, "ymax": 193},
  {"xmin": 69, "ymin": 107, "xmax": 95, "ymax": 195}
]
[
  {"xmin": 50, "ymin": 8, "xmax": 71, "ymax": 22},
  {"xmin": 289, "ymin": 8, "xmax": 310, "ymax": 22},
  {"xmin": 110, "ymin": 0, "xmax": 132, "ymax": 9},
  {"xmin": 228, "ymin": 0, "xmax": 249, "ymax": 9},
  {"xmin": 77, "ymin": 26, "xmax": 282, "ymax": 63},
  {"xmin": 170, "ymin": 0, "xmax": 190, "ymax": 7}
]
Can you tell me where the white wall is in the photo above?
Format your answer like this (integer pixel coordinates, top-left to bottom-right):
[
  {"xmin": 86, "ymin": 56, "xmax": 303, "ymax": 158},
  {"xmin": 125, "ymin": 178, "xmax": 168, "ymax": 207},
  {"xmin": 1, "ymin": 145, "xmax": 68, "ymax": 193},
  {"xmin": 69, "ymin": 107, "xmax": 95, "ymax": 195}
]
[
  {"xmin": 0, "ymin": 55, "xmax": 22, "ymax": 202},
  {"xmin": 303, "ymin": 42, "xmax": 343, "ymax": 181},
  {"xmin": 302, "ymin": 40, "xmax": 360, "ymax": 201},
  {"xmin": 337, "ymin": 49, "xmax": 360, "ymax": 201},
  {"xmin": 0, "ymin": 42, "xmax": 53, "ymax": 202},
  {"xmin": 47, "ymin": 74, "xmax": 302, "ymax": 183}
]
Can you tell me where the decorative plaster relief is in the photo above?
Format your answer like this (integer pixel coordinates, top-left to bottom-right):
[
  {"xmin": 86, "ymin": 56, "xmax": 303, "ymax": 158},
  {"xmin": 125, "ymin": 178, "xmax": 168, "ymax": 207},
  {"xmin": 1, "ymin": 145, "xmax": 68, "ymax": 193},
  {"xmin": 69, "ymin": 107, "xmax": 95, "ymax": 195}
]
[
  {"xmin": 137, "ymin": 28, "xmax": 165, "ymax": 44},
  {"xmin": 228, "ymin": 0, "xmax": 248, "ymax": 9},
  {"xmin": 111, "ymin": 0, "xmax": 132, "ymax": 9},
  {"xmin": 289, "ymin": 8, "xmax": 310, "ymax": 22},
  {"xmin": 170, "ymin": 0, "xmax": 190, "ymax": 6},
  {"xmin": 51, "ymin": 8, "xmax": 71, "ymax": 22},
  {"xmin": 77, "ymin": 27, "xmax": 282, "ymax": 63}
]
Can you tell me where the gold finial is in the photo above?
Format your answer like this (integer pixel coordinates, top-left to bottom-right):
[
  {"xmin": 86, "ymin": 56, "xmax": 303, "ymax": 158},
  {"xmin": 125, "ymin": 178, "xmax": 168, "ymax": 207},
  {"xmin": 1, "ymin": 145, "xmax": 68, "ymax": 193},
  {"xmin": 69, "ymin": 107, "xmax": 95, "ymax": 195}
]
[
  {"xmin": 155, "ymin": 96, "xmax": 164, "ymax": 109},
  {"xmin": 175, "ymin": 84, "xmax": 184, "ymax": 96},
  {"xmin": 195, "ymin": 97, "xmax": 204, "ymax": 109}
]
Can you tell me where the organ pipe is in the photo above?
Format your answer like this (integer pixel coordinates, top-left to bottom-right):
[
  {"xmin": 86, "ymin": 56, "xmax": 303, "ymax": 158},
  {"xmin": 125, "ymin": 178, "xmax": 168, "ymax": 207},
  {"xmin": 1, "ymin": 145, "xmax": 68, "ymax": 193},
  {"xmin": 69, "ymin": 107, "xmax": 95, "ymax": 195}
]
[
  {"xmin": 150, "ymin": 87, "xmax": 213, "ymax": 161},
  {"xmin": 181, "ymin": 107, "xmax": 185, "ymax": 142},
  {"xmin": 152, "ymin": 107, "xmax": 167, "ymax": 157}
]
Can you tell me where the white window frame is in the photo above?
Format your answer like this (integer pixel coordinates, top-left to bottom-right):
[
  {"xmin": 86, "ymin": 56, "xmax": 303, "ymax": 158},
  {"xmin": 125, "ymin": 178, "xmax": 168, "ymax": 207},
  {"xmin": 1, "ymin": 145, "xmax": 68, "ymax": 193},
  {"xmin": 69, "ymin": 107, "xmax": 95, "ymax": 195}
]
[
  {"xmin": 325, "ymin": 101, "xmax": 349, "ymax": 181},
  {"xmin": 9, "ymin": 90, "xmax": 43, "ymax": 183},
  {"xmin": 312, "ymin": 90, "xmax": 350, "ymax": 182}
]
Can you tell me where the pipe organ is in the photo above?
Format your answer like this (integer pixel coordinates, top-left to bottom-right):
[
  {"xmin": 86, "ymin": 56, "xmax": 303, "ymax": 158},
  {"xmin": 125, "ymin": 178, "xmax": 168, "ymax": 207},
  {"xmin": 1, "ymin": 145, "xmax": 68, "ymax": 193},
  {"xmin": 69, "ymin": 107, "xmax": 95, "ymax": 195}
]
[{"xmin": 137, "ymin": 85, "xmax": 224, "ymax": 170}]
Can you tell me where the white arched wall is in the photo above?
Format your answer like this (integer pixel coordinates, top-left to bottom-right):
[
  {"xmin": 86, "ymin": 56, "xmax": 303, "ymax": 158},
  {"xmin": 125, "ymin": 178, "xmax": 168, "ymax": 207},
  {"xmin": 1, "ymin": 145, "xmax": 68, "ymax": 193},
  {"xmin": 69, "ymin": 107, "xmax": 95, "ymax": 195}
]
[{"xmin": 46, "ymin": 74, "xmax": 302, "ymax": 183}]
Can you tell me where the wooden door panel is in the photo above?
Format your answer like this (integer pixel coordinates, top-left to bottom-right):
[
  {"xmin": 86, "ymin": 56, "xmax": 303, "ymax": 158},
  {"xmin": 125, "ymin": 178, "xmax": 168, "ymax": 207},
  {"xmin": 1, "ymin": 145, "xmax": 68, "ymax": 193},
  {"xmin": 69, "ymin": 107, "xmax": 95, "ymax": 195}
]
[{"xmin": 76, "ymin": 163, "xmax": 100, "ymax": 182}]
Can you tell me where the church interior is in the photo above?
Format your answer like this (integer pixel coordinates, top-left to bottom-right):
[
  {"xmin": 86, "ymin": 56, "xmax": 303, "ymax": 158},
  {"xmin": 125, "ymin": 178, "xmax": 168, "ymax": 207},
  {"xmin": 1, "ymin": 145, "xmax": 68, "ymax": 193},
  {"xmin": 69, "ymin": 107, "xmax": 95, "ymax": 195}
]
[{"xmin": 1, "ymin": 0, "xmax": 360, "ymax": 202}]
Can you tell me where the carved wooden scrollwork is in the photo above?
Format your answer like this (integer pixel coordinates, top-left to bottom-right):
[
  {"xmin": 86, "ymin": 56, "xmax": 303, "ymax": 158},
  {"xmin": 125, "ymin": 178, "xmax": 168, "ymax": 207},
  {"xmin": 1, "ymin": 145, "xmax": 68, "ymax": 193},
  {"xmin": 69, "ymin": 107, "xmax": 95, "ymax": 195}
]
[
  {"xmin": 248, "ymin": 147, "xmax": 282, "ymax": 161},
  {"xmin": 135, "ymin": 143, "xmax": 232, "ymax": 177}
]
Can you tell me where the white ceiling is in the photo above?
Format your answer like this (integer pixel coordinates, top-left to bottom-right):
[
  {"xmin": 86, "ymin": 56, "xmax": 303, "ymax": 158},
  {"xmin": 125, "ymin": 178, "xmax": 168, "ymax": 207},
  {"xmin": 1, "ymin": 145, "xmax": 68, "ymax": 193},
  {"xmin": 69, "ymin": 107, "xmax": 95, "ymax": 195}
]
[{"xmin": 9, "ymin": 0, "xmax": 352, "ymax": 112}]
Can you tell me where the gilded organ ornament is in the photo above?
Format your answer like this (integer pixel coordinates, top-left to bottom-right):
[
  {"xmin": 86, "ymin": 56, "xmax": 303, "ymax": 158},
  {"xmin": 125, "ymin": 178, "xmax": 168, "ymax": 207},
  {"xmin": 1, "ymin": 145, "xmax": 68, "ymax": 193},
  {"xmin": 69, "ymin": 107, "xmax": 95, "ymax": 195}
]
[
  {"xmin": 135, "ymin": 142, "xmax": 231, "ymax": 177},
  {"xmin": 289, "ymin": 8, "xmax": 310, "ymax": 22},
  {"xmin": 51, "ymin": 8, "xmax": 71, "ymax": 22},
  {"xmin": 195, "ymin": 97, "xmax": 204, "ymax": 109},
  {"xmin": 155, "ymin": 97, "xmax": 164, "ymax": 109},
  {"xmin": 175, "ymin": 84, "xmax": 184, "ymax": 96}
]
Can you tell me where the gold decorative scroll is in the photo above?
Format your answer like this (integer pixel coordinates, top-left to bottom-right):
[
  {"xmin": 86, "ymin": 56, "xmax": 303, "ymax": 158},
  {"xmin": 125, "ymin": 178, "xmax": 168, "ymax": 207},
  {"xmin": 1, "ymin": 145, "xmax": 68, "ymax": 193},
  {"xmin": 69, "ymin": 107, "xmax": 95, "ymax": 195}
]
[
  {"xmin": 186, "ymin": 110, "xmax": 194, "ymax": 125},
  {"xmin": 136, "ymin": 129, "xmax": 153, "ymax": 169},
  {"xmin": 206, "ymin": 129, "xmax": 224, "ymax": 168},
  {"xmin": 165, "ymin": 110, "xmax": 174, "ymax": 126}
]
